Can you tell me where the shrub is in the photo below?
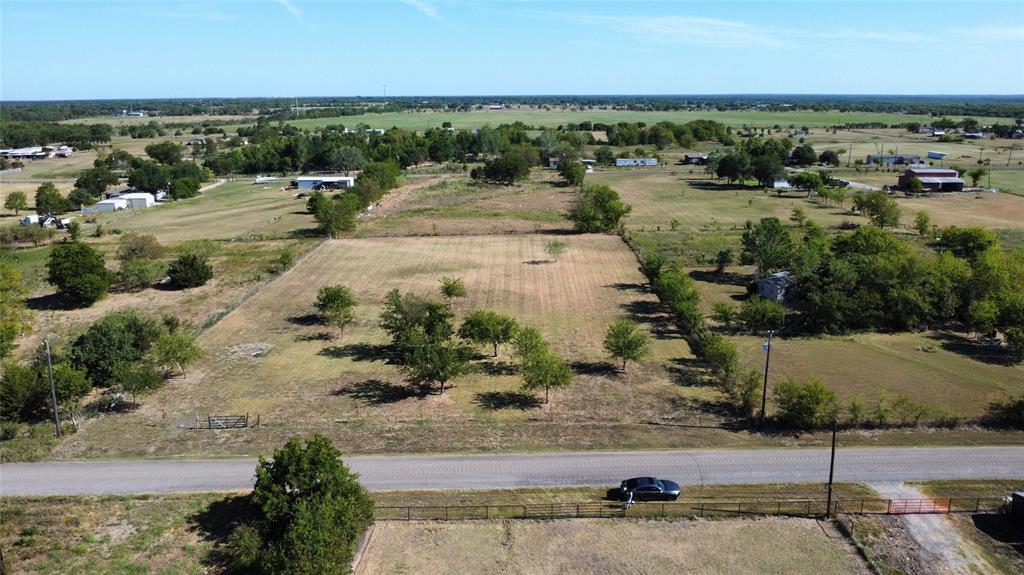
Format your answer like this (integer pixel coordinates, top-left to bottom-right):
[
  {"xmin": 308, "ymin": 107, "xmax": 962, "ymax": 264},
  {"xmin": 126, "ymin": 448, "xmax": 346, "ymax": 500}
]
[
  {"xmin": 711, "ymin": 302, "xmax": 737, "ymax": 328},
  {"xmin": 567, "ymin": 184, "xmax": 632, "ymax": 233},
  {"xmin": 167, "ymin": 253, "xmax": 213, "ymax": 289},
  {"xmin": 113, "ymin": 361, "xmax": 164, "ymax": 405},
  {"xmin": 0, "ymin": 225, "xmax": 55, "ymax": 247},
  {"xmin": 168, "ymin": 177, "xmax": 201, "ymax": 200},
  {"xmin": 738, "ymin": 297, "xmax": 785, "ymax": 331},
  {"xmin": 116, "ymin": 232, "xmax": 163, "ymax": 262},
  {"xmin": 226, "ymin": 435, "xmax": 374, "ymax": 575},
  {"xmin": 699, "ymin": 332, "xmax": 739, "ymax": 378},
  {"xmin": 986, "ymin": 395, "xmax": 1024, "ymax": 428},
  {"xmin": 46, "ymin": 242, "xmax": 113, "ymax": 307},
  {"xmin": 119, "ymin": 258, "xmax": 166, "ymax": 290},
  {"xmin": 772, "ymin": 378, "xmax": 838, "ymax": 429}
]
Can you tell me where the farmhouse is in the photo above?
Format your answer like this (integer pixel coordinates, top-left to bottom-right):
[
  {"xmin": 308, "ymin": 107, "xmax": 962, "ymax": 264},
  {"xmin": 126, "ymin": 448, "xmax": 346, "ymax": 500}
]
[
  {"xmin": 682, "ymin": 153, "xmax": 709, "ymax": 165},
  {"xmin": 615, "ymin": 158, "xmax": 658, "ymax": 167},
  {"xmin": 293, "ymin": 176, "xmax": 356, "ymax": 190},
  {"xmin": 866, "ymin": 154, "xmax": 922, "ymax": 165},
  {"xmin": 898, "ymin": 167, "xmax": 965, "ymax": 192}
]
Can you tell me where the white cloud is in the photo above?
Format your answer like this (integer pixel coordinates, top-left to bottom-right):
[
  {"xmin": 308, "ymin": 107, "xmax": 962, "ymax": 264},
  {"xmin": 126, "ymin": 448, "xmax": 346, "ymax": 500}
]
[
  {"xmin": 399, "ymin": 0, "xmax": 460, "ymax": 30},
  {"xmin": 543, "ymin": 13, "xmax": 784, "ymax": 48},
  {"xmin": 273, "ymin": 0, "xmax": 315, "ymax": 29},
  {"xmin": 951, "ymin": 26, "xmax": 1024, "ymax": 42}
]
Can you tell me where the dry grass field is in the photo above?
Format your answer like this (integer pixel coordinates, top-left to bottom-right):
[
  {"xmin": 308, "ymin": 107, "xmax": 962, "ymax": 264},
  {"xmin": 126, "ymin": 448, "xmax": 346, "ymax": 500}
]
[
  {"xmin": 56, "ymin": 234, "xmax": 718, "ymax": 458},
  {"xmin": 356, "ymin": 518, "xmax": 871, "ymax": 575}
]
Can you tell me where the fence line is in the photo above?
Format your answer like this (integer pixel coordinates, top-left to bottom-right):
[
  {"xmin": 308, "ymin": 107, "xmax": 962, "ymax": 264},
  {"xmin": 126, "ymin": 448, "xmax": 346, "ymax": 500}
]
[{"xmin": 376, "ymin": 497, "xmax": 1007, "ymax": 522}]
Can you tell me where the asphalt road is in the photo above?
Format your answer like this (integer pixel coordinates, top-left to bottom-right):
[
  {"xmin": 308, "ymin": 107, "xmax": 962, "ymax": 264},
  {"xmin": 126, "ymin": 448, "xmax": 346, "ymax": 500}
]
[{"xmin": 2, "ymin": 447, "xmax": 1022, "ymax": 496}]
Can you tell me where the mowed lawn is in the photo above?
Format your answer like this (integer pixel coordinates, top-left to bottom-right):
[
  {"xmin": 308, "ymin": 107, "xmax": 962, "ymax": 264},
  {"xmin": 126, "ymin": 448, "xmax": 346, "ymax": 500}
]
[
  {"xmin": 83, "ymin": 179, "xmax": 315, "ymax": 243},
  {"xmin": 357, "ymin": 518, "xmax": 870, "ymax": 575},
  {"xmin": 57, "ymin": 234, "xmax": 723, "ymax": 459},
  {"xmin": 588, "ymin": 170, "xmax": 868, "ymax": 232}
]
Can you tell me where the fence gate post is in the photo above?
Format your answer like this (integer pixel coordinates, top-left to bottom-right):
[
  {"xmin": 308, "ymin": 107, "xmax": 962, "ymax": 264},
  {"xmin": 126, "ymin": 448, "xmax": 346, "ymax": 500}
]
[
  {"xmin": 407, "ymin": 507, "xmax": 410, "ymax": 521},
  {"xmin": 445, "ymin": 507, "xmax": 449, "ymax": 521},
  {"xmin": 700, "ymin": 503, "xmax": 704, "ymax": 518},
  {"xmin": 576, "ymin": 503, "xmax": 580, "ymax": 518}
]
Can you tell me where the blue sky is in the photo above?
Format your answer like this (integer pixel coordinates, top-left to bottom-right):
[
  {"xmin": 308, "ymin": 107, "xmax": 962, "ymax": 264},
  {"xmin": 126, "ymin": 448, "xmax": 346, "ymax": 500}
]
[{"xmin": 2, "ymin": 0, "xmax": 1023, "ymax": 100}]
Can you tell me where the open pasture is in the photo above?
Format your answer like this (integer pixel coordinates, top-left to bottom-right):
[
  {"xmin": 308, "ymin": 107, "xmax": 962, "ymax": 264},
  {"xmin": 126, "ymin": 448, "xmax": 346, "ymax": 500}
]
[
  {"xmin": 56, "ymin": 234, "xmax": 718, "ymax": 459},
  {"xmin": 358, "ymin": 171, "xmax": 573, "ymax": 236},
  {"xmin": 358, "ymin": 517, "xmax": 870, "ymax": 575}
]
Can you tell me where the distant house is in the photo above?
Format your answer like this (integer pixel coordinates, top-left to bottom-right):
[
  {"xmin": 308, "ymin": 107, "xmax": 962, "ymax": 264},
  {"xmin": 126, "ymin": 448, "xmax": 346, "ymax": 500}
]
[
  {"xmin": 772, "ymin": 178, "xmax": 791, "ymax": 190},
  {"xmin": 917, "ymin": 127, "xmax": 935, "ymax": 135},
  {"xmin": 898, "ymin": 167, "xmax": 964, "ymax": 192},
  {"xmin": 293, "ymin": 176, "xmax": 356, "ymax": 190},
  {"xmin": 927, "ymin": 151, "xmax": 947, "ymax": 160},
  {"xmin": 0, "ymin": 146, "xmax": 50, "ymax": 160},
  {"xmin": 615, "ymin": 158, "xmax": 658, "ymax": 167},
  {"xmin": 682, "ymin": 154, "xmax": 708, "ymax": 165},
  {"xmin": 866, "ymin": 154, "xmax": 922, "ymax": 166},
  {"xmin": 963, "ymin": 131, "xmax": 985, "ymax": 139},
  {"xmin": 755, "ymin": 271, "xmax": 791, "ymax": 302}
]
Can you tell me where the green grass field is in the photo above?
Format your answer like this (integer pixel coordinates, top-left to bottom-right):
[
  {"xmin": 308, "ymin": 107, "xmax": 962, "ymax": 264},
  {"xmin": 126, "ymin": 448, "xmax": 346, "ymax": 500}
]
[{"xmin": 211, "ymin": 108, "xmax": 1012, "ymax": 132}]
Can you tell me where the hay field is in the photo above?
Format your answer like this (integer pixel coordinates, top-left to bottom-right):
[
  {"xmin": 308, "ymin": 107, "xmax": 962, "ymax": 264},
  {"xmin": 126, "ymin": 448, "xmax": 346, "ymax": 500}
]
[
  {"xmin": 56, "ymin": 234, "xmax": 718, "ymax": 459},
  {"xmin": 0, "ymin": 181, "xmax": 75, "ymax": 218},
  {"xmin": 357, "ymin": 518, "xmax": 870, "ymax": 575}
]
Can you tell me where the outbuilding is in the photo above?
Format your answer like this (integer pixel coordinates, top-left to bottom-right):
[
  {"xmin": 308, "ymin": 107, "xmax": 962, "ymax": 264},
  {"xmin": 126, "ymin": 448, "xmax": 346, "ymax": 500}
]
[
  {"xmin": 293, "ymin": 176, "xmax": 357, "ymax": 190},
  {"xmin": 927, "ymin": 151, "xmax": 947, "ymax": 160},
  {"xmin": 898, "ymin": 168, "xmax": 964, "ymax": 192},
  {"xmin": 294, "ymin": 175, "xmax": 358, "ymax": 189},
  {"xmin": 682, "ymin": 154, "xmax": 709, "ymax": 165},
  {"xmin": 866, "ymin": 154, "xmax": 922, "ymax": 165},
  {"xmin": 119, "ymin": 192, "xmax": 157, "ymax": 209},
  {"xmin": 615, "ymin": 158, "xmax": 658, "ymax": 167},
  {"xmin": 755, "ymin": 271, "xmax": 791, "ymax": 302},
  {"xmin": 82, "ymin": 198, "xmax": 128, "ymax": 214}
]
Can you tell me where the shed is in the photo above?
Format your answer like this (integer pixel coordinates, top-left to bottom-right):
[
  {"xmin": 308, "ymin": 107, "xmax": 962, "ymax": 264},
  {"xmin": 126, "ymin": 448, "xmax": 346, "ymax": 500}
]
[
  {"xmin": 927, "ymin": 151, "xmax": 947, "ymax": 160},
  {"xmin": 294, "ymin": 176, "xmax": 356, "ymax": 190},
  {"xmin": 119, "ymin": 192, "xmax": 157, "ymax": 209},
  {"xmin": 898, "ymin": 168, "xmax": 964, "ymax": 192},
  {"xmin": 82, "ymin": 198, "xmax": 128, "ymax": 214},
  {"xmin": 615, "ymin": 158, "xmax": 658, "ymax": 167},
  {"xmin": 755, "ymin": 271, "xmax": 791, "ymax": 302}
]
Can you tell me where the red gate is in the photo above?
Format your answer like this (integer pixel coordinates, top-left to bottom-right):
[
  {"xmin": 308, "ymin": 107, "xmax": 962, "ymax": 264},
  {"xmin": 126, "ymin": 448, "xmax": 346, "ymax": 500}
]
[{"xmin": 887, "ymin": 498, "xmax": 951, "ymax": 514}]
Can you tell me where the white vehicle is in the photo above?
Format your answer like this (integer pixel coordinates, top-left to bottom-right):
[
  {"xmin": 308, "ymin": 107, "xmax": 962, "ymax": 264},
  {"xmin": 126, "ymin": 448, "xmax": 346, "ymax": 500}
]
[{"xmin": 255, "ymin": 175, "xmax": 278, "ymax": 184}]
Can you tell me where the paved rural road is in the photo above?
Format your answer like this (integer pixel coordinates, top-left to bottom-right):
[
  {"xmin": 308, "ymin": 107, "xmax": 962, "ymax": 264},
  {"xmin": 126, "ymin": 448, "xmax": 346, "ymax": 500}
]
[{"xmin": 3, "ymin": 447, "xmax": 1023, "ymax": 496}]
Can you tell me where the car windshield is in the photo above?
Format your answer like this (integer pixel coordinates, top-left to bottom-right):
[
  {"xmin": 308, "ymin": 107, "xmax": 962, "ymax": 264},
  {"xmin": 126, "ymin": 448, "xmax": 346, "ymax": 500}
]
[{"xmin": 655, "ymin": 480, "xmax": 666, "ymax": 490}]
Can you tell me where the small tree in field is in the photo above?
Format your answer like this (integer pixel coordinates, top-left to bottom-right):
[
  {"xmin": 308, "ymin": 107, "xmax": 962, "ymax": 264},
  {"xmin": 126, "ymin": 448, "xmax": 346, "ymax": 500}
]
[
  {"xmin": 400, "ymin": 331, "xmax": 474, "ymax": 394},
  {"xmin": 544, "ymin": 239, "xmax": 567, "ymax": 262},
  {"xmin": 114, "ymin": 361, "xmax": 164, "ymax": 405},
  {"xmin": 226, "ymin": 435, "xmax": 374, "ymax": 575},
  {"xmin": 715, "ymin": 248, "xmax": 734, "ymax": 273},
  {"xmin": 4, "ymin": 192, "xmax": 27, "ymax": 216},
  {"xmin": 314, "ymin": 285, "xmax": 356, "ymax": 337},
  {"xmin": 603, "ymin": 317, "xmax": 650, "ymax": 371},
  {"xmin": 150, "ymin": 330, "xmax": 203, "ymax": 377},
  {"xmin": 458, "ymin": 310, "xmax": 518, "ymax": 357},
  {"xmin": 521, "ymin": 349, "xmax": 573, "ymax": 404},
  {"xmin": 439, "ymin": 276, "xmax": 466, "ymax": 308},
  {"xmin": 913, "ymin": 211, "xmax": 931, "ymax": 236}
]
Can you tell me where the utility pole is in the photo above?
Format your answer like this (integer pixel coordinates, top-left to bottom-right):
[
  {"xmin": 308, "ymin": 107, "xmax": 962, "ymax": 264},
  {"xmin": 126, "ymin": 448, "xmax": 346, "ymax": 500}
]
[
  {"xmin": 44, "ymin": 338, "xmax": 62, "ymax": 438},
  {"xmin": 826, "ymin": 416, "xmax": 838, "ymax": 518},
  {"xmin": 758, "ymin": 330, "xmax": 774, "ymax": 429}
]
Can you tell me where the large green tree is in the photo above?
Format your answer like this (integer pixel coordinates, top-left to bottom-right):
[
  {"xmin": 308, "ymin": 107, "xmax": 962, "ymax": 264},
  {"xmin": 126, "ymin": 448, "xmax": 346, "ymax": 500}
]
[
  {"xmin": 567, "ymin": 184, "xmax": 632, "ymax": 233},
  {"xmin": 46, "ymin": 241, "xmax": 113, "ymax": 307},
  {"xmin": 458, "ymin": 310, "xmax": 519, "ymax": 357},
  {"xmin": 740, "ymin": 217, "xmax": 794, "ymax": 277},
  {"xmin": 34, "ymin": 182, "xmax": 66, "ymax": 215},
  {"xmin": 227, "ymin": 435, "xmax": 374, "ymax": 575}
]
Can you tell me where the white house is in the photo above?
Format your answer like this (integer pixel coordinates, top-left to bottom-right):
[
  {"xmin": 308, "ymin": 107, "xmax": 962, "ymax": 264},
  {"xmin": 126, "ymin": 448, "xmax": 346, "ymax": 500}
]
[
  {"xmin": 82, "ymin": 198, "xmax": 128, "ymax": 214},
  {"xmin": 119, "ymin": 192, "xmax": 157, "ymax": 209}
]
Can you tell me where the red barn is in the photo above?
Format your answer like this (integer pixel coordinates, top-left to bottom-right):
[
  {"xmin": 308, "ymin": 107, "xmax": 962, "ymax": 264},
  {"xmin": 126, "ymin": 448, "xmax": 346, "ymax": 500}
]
[{"xmin": 898, "ymin": 167, "xmax": 964, "ymax": 192}]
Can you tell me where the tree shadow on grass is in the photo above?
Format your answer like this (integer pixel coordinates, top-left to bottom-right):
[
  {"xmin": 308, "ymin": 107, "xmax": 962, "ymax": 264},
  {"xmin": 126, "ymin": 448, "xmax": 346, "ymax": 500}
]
[
  {"xmin": 190, "ymin": 494, "xmax": 256, "ymax": 571},
  {"xmin": 287, "ymin": 313, "xmax": 321, "ymax": 327},
  {"xmin": 477, "ymin": 360, "xmax": 519, "ymax": 376},
  {"xmin": 319, "ymin": 343, "xmax": 401, "ymax": 364},
  {"xmin": 475, "ymin": 390, "xmax": 541, "ymax": 410},
  {"xmin": 523, "ymin": 259, "xmax": 552, "ymax": 265},
  {"xmin": 287, "ymin": 227, "xmax": 323, "ymax": 239},
  {"xmin": 666, "ymin": 357, "xmax": 716, "ymax": 388},
  {"xmin": 619, "ymin": 300, "xmax": 680, "ymax": 340},
  {"xmin": 688, "ymin": 269, "xmax": 750, "ymax": 288},
  {"xmin": 570, "ymin": 360, "xmax": 619, "ymax": 377},
  {"xmin": 333, "ymin": 379, "xmax": 423, "ymax": 404},
  {"xmin": 926, "ymin": 332, "xmax": 1020, "ymax": 366},
  {"xmin": 296, "ymin": 332, "xmax": 333, "ymax": 342},
  {"xmin": 25, "ymin": 293, "xmax": 79, "ymax": 311},
  {"xmin": 606, "ymin": 282, "xmax": 649, "ymax": 293}
]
